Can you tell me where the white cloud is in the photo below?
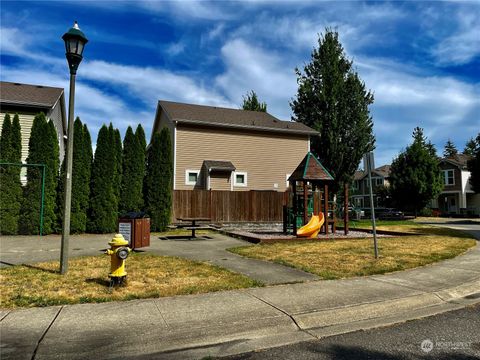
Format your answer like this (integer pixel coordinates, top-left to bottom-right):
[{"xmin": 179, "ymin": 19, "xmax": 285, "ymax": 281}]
[
  {"xmin": 81, "ymin": 60, "xmax": 233, "ymax": 108},
  {"xmin": 216, "ymin": 38, "xmax": 297, "ymax": 119},
  {"xmin": 429, "ymin": 7, "xmax": 480, "ymax": 66},
  {"xmin": 0, "ymin": 65, "xmax": 152, "ymax": 142}
]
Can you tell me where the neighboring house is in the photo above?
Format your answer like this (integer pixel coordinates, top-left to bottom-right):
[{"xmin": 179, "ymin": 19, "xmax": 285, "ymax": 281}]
[
  {"xmin": 351, "ymin": 165, "xmax": 391, "ymax": 208},
  {"xmin": 151, "ymin": 100, "xmax": 318, "ymax": 191},
  {"xmin": 431, "ymin": 154, "xmax": 480, "ymax": 215},
  {"xmin": 0, "ymin": 81, "xmax": 67, "ymax": 181}
]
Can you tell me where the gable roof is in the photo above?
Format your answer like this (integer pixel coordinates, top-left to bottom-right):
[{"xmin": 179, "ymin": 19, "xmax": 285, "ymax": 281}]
[
  {"xmin": 288, "ymin": 152, "xmax": 334, "ymax": 182},
  {"xmin": 0, "ymin": 81, "xmax": 64, "ymax": 109},
  {"xmin": 441, "ymin": 154, "xmax": 472, "ymax": 169},
  {"xmin": 156, "ymin": 100, "xmax": 318, "ymax": 136},
  {"xmin": 354, "ymin": 164, "xmax": 391, "ymax": 181}
]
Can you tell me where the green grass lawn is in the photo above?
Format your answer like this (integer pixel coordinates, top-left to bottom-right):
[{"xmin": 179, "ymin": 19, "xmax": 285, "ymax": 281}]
[
  {"xmin": 0, "ymin": 253, "xmax": 261, "ymax": 309},
  {"xmin": 228, "ymin": 225, "xmax": 476, "ymax": 280}
]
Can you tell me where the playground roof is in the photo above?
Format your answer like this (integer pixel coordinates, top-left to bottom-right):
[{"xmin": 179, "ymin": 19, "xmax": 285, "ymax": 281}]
[{"xmin": 288, "ymin": 152, "xmax": 334, "ymax": 182}]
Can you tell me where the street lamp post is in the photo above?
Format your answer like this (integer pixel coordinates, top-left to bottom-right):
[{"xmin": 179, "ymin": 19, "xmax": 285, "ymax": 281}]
[{"xmin": 60, "ymin": 21, "xmax": 88, "ymax": 274}]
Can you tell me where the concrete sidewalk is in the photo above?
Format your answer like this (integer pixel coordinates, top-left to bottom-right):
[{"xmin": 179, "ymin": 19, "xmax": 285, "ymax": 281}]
[{"xmin": 1, "ymin": 240, "xmax": 479, "ymax": 359}]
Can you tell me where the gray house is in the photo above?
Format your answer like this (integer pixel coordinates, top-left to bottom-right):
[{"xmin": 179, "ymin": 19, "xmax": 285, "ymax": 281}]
[{"xmin": 0, "ymin": 81, "xmax": 67, "ymax": 181}]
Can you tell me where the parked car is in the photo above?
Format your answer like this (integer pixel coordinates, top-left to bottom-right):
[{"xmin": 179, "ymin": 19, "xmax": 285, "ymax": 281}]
[{"xmin": 378, "ymin": 208, "xmax": 404, "ymax": 220}]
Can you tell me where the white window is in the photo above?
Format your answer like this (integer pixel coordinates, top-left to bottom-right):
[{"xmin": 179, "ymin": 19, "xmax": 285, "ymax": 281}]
[
  {"xmin": 234, "ymin": 171, "xmax": 247, "ymax": 187},
  {"xmin": 286, "ymin": 174, "xmax": 291, "ymax": 188},
  {"xmin": 443, "ymin": 170, "xmax": 455, "ymax": 186},
  {"xmin": 185, "ymin": 169, "xmax": 200, "ymax": 186},
  {"xmin": 376, "ymin": 178, "xmax": 383, "ymax": 186}
]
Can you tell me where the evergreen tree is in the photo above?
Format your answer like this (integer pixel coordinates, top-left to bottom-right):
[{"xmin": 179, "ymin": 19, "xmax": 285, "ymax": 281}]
[
  {"xmin": 467, "ymin": 133, "xmax": 480, "ymax": 193},
  {"xmin": 0, "ymin": 114, "xmax": 22, "ymax": 234},
  {"xmin": 0, "ymin": 113, "xmax": 12, "ymax": 160},
  {"xmin": 57, "ymin": 118, "xmax": 93, "ymax": 233},
  {"xmin": 463, "ymin": 135, "xmax": 479, "ymax": 156},
  {"xmin": 88, "ymin": 125, "xmax": 117, "ymax": 233},
  {"xmin": 389, "ymin": 127, "xmax": 443, "ymax": 215},
  {"xmin": 242, "ymin": 90, "xmax": 267, "ymax": 112},
  {"xmin": 135, "ymin": 124, "xmax": 147, "ymax": 153},
  {"xmin": 55, "ymin": 159, "xmax": 66, "ymax": 233},
  {"xmin": 144, "ymin": 128, "xmax": 173, "ymax": 231},
  {"xmin": 109, "ymin": 125, "xmax": 122, "ymax": 214},
  {"xmin": 135, "ymin": 124, "xmax": 146, "ymax": 211},
  {"xmin": 443, "ymin": 139, "xmax": 458, "ymax": 157},
  {"xmin": 20, "ymin": 113, "xmax": 59, "ymax": 234},
  {"xmin": 119, "ymin": 126, "xmax": 144, "ymax": 213},
  {"xmin": 291, "ymin": 29, "xmax": 375, "ymax": 192}
]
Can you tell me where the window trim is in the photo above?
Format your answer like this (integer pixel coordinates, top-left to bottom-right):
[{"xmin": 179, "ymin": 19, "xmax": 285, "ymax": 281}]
[
  {"xmin": 443, "ymin": 169, "xmax": 455, "ymax": 186},
  {"xmin": 286, "ymin": 174, "xmax": 291, "ymax": 188},
  {"xmin": 185, "ymin": 169, "xmax": 200, "ymax": 186},
  {"xmin": 234, "ymin": 171, "xmax": 248, "ymax": 187}
]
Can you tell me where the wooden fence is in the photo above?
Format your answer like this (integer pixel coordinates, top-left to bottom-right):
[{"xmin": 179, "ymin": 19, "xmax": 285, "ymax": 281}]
[{"xmin": 172, "ymin": 190, "xmax": 288, "ymax": 223}]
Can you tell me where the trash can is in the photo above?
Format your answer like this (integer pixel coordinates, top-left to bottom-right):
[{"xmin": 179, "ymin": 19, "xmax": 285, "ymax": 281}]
[{"xmin": 118, "ymin": 212, "xmax": 150, "ymax": 250}]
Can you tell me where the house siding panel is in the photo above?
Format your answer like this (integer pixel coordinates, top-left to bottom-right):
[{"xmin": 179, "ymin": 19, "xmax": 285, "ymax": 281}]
[
  {"xmin": 175, "ymin": 124, "xmax": 309, "ymax": 191},
  {"xmin": 439, "ymin": 163, "xmax": 462, "ymax": 192},
  {"xmin": 210, "ymin": 173, "xmax": 231, "ymax": 191}
]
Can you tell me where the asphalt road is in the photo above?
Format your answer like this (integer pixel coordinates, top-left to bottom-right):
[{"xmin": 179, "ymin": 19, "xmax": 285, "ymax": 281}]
[{"xmin": 224, "ymin": 304, "xmax": 480, "ymax": 360}]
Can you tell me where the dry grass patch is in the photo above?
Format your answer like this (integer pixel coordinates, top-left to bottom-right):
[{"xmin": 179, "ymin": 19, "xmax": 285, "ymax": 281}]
[
  {"xmin": 0, "ymin": 253, "xmax": 261, "ymax": 309},
  {"xmin": 229, "ymin": 235, "xmax": 476, "ymax": 280}
]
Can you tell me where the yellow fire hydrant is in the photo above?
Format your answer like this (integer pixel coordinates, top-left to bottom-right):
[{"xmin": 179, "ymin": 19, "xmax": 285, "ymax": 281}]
[{"xmin": 105, "ymin": 234, "xmax": 131, "ymax": 286}]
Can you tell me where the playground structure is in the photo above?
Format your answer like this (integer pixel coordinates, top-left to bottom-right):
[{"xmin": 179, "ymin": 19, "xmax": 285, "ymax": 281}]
[
  {"xmin": 296, "ymin": 212, "xmax": 325, "ymax": 238},
  {"xmin": 283, "ymin": 152, "xmax": 335, "ymax": 237}
]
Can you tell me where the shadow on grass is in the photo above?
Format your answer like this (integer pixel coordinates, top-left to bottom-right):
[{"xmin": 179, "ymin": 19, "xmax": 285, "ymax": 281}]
[
  {"xmin": 85, "ymin": 277, "xmax": 111, "ymax": 287},
  {"xmin": 0, "ymin": 261, "xmax": 59, "ymax": 274}
]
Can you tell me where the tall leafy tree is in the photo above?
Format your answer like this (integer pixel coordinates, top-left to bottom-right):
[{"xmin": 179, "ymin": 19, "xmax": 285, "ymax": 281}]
[
  {"xmin": 56, "ymin": 118, "xmax": 93, "ymax": 233},
  {"xmin": 389, "ymin": 127, "xmax": 443, "ymax": 215},
  {"xmin": 20, "ymin": 113, "xmax": 59, "ymax": 234},
  {"xmin": 467, "ymin": 133, "xmax": 480, "ymax": 193},
  {"xmin": 0, "ymin": 114, "xmax": 22, "ymax": 234},
  {"xmin": 242, "ymin": 90, "xmax": 267, "ymax": 112},
  {"xmin": 443, "ymin": 139, "xmax": 458, "ymax": 157},
  {"xmin": 88, "ymin": 125, "xmax": 117, "ymax": 233},
  {"xmin": 291, "ymin": 29, "xmax": 375, "ymax": 192},
  {"xmin": 119, "ymin": 126, "xmax": 144, "ymax": 213},
  {"xmin": 144, "ymin": 128, "xmax": 173, "ymax": 231}
]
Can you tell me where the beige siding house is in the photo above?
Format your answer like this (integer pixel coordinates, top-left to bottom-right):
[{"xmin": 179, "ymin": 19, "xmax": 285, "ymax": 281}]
[
  {"xmin": 351, "ymin": 165, "xmax": 391, "ymax": 208},
  {"xmin": 0, "ymin": 82, "xmax": 67, "ymax": 181},
  {"xmin": 431, "ymin": 154, "xmax": 480, "ymax": 215},
  {"xmin": 152, "ymin": 100, "xmax": 317, "ymax": 191}
]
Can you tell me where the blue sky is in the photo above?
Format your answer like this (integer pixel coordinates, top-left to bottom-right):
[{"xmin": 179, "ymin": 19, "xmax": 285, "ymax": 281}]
[{"xmin": 1, "ymin": 1, "xmax": 479, "ymax": 167}]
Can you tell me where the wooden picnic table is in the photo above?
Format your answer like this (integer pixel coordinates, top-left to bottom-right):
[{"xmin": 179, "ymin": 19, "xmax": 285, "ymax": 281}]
[{"xmin": 176, "ymin": 217, "xmax": 211, "ymax": 238}]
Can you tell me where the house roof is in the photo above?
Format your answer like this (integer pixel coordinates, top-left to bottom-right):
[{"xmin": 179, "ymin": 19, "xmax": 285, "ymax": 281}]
[
  {"xmin": 375, "ymin": 164, "xmax": 391, "ymax": 178},
  {"xmin": 288, "ymin": 152, "xmax": 334, "ymax": 182},
  {"xmin": 157, "ymin": 100, "xmax": 318, "ymax": 136},
  {"xmin": 203, "ymin": 160, "xmax": 236, "ymax": 172},
  {"xmin": 0, "ymin": 81, "xmax": 64, "ymax": 108},
  {"xmin": 354, "ymin": 164, "xmax": 391, "ymax": 181},
  {"xmin": 441, "ymin": 154, "xmax": 472, "ymax": 169}
]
